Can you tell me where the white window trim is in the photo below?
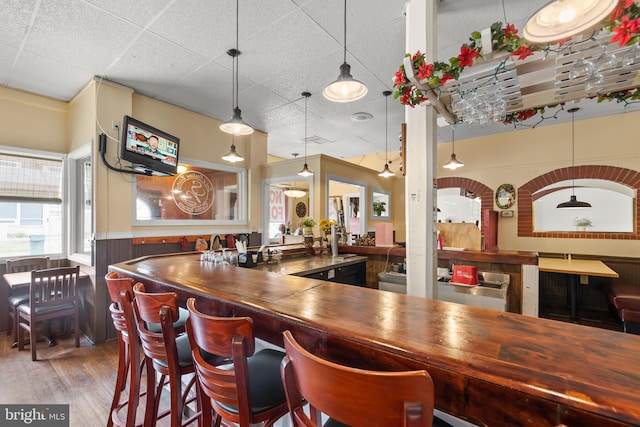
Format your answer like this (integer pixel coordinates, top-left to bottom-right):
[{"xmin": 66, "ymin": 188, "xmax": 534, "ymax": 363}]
[{"xmin": 68, "ymin": 142, "xmax": 93, "ymax": 266}]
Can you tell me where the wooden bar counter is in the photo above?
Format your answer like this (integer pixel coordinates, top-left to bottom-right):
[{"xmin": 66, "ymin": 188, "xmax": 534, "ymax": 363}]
[{"xmin": 110, "ymin": 252, "xmax": 640, "ymax": 427}]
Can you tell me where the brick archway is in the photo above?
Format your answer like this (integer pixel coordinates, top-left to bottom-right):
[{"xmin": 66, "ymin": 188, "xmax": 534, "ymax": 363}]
[
  {"xmin": 437, "ymin": 177, "xmax": 493, "ymax": 213},
  {"xmin": 518, "ymin": 165, "xmax": 640, "ymax": 239}
]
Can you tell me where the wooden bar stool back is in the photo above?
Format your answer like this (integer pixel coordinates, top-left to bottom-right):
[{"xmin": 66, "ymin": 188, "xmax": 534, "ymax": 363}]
[
  {"xmin": 132, "ymin": 282, "xmax": 199, "ymax": 427},
  {"xmin": 6, "ymin": 257, "xmax": 50, "ymax": 347},
  {"xmin": 105, "ymin": 271, "xmax": 144, "ymax": 427},
  {"xmin": 17, "ymin": 266, "xmax": 80, "ymax": 361},
  {"xmin": 185, "ymin": 297, "xmax": 289, "ymax": 427},
  {"xmin": 281, "ymin": 330, "xmax": 453, "ymax": 427}
]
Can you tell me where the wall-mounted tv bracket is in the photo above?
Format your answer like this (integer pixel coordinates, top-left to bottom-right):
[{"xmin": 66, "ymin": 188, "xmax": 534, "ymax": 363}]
[{"xmin": 99, "ymin": 133, "xmax": 153, "ymax": 176}]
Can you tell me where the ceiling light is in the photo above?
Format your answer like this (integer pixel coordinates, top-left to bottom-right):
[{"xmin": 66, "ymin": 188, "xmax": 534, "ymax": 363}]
[
  {"xmin": 221, "ymin": 137, "xmax": 244, "ymax": 163},
  {"xmin": 298, "ymin": 92, "xmax": 314, "ymax": 177},
  {"xmin": 323, "ymin": 0, "xmax": 368, "ymax": 103},
  {"xmin": 219, "ymin": 0, "xmax": 253, "ymax": 136},
  {"xmin": 379, "ymin": 91, "xmax": 395, "ymax": 178},
  {"xmin": 523, "ymin": 0, "xmax": 618, "ymax": 44},
  {"xmin": 557, "ymin": 107, "xmax": 591, "ymax": 209},
  {"xmin": 443, "ymin": 127, "xmax": 464, "ymax": 170},
  {"xmin": 283, "ymin": 188, "xmax": 307, "ymax": 198}
]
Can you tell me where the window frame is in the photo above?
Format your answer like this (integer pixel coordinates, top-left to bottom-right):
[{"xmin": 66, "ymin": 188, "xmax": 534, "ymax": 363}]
[{"xmin": 68, "ymin": 143, "xmax": 93, "ymax": 266}]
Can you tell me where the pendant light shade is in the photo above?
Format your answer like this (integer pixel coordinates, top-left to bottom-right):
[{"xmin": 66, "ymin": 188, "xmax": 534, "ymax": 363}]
[
  {"xmin": 443, "ymin": 127, "xmax": 464, "ymax": 170},
  {"xmin": 298, "ymin": 91, "xmax": 314, "ymax": 177},
  {"xmin": 283, "ymin": 188, "xmax": 307, "ymax": 198},
  {"xmin": 323, "ymin": 0, "xmax": 367, "ymax": 103},
  {"xmin": 523, "ymin": 0, "xmax": 617, "ymax": 44},
  {"xmin": 557, "ymin": 107, "xmax": 591, "ymax": 209},
  {"xmin": 221, "ymin": 137, "xmax": 244, "ymax": 163},
  {"xmin": 379, "ymin": 90, "xmax": 395, "ymax": 178},
  {"xmin": 220, "ymin": 0, "xmax": 253, "ymax": 136}
]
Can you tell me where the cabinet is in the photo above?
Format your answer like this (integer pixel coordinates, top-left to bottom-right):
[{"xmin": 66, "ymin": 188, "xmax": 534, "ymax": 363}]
[{"xmin": 301, "ymin": 261, "xmax": 365, "ymax": 287}]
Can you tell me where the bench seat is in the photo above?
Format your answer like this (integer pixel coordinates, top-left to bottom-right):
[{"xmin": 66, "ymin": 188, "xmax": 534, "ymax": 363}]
[{"xmin": 603, "ymin": 282, "xmax": 640, "ymax": 332}]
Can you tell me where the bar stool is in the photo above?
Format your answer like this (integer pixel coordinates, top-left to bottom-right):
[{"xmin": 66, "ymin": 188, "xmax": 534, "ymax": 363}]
[
  {"xmin": 133, "ymin": 282, "xmax": 219, "ymax": 427},
  {"xmin": 105, "ymin": 272, "xmax": 144, "ymax": 427},
  {"xmin": 185, "ymin": 297, "xmax": 289, "ymax": 427},
  {"xmin": 280, "ymin": 330, "xmax": 454, "ymax": 427}
]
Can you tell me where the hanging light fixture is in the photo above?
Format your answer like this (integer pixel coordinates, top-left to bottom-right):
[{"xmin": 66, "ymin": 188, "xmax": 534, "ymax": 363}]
[
  {"xmin": 323, "ymin": 0, "xmax": 368, "ymax": 103},
  {"xmin": 221, "ymin": 136, "xmax": 244, "ymax": 163},
  {"xmin": 557, "ymin": 107, "xmax": 592, "ymax": 209},
  {"xmin": 298, "ymin": 91, "xmax": 314, "ymax": 177},
  {"xmin": 443, "ymin": 127, "xmax": 464, "ymax": 170},
  {"xmin": 523, "ymin": 0, "xmax": 617, "ymax": 44},
  {"xmin": 379, "ymin": 90, "xmax": 394, "ymax": 178},
  {"xmin": 219, "ymin": 0, "xmax": 253, "ymax": 136},
  {"xmin": 283, "ymin": 188, "xmax": 307, "ymax": 198}
]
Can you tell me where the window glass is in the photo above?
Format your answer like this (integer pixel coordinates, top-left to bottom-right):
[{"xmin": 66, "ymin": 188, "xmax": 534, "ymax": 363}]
[
  {"xmin": 133, "ymin": 160, "xmax": 246, "ymax": 225},
  {"xmin": 0, "ymin": 150, "xmax": 64, "ymax": 258}
]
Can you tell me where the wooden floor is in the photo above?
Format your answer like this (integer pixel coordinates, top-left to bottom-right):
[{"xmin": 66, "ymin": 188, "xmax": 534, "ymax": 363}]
[{"xmin": 0, "ymin": 334, "xmax": 119, "ymax": 426}]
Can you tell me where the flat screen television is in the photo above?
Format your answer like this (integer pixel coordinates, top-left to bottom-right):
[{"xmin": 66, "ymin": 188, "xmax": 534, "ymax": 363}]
[{"xmin": 120, "ymin": 115, "xmax": 180, "ymax": 176}]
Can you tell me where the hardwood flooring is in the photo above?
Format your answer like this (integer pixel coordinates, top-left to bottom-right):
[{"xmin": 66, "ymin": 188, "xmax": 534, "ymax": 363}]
[{"xmin": 0, "ymin": 334, "xmax": 119, "ymax": 426}]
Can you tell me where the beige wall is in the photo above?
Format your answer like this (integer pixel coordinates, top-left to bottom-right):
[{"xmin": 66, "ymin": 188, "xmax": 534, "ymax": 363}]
[
  {"xmin": 437, "ymin": 112, "xmax": 640, "ymax": 257},
  {"xmin": 0, "ymin": 86, "xmax": 68, "ymax": 152}
]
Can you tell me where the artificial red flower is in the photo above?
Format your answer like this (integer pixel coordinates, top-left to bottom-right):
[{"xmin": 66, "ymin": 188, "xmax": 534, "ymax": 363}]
[
  {"xmin": 610, "ymin": 14, "xmax": 640, "ymax": 46},
  {"xmin": 394, "ymin": 69, "xmax": 406, "ymax": 86},
  {"xmin": 417, "ymin": 62, "xmax": 434, "ymax": 80},
  {"xmin": 457, "ymin": 45, "xmax": 479, "ymax": 67},
  {"xmin": 503, "ymin": 24, "xmax": 519, "ymax": 39},
  {"xmin": 516, "ymin": 109, "xmax": 535, "ymax": 121},
  {"xmin": 610, "ymin": 0, "xmax": 635, "ymax": 21},
  {"xmin": 512, "ymin": 45, "xmax": 533, "ymax": 60},
  {"xmin": 439, "ymin": 74, "xmax": 454, "ymax": 85},
  {"xmin": 412, "ymin": 50, "xmax": 423, "ymax": 62}
]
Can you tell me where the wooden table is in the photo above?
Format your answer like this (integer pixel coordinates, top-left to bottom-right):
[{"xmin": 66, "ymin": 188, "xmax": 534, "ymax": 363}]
[
  {"xmin": 111, "ymin": 253, "xmax": 640, "ymax": 426},
  {"xmin": 538, "ymin": 257, "xmax": 619, "ymax": 323}
]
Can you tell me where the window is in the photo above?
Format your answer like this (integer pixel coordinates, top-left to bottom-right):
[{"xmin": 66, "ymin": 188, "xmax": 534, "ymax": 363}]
[
  {"xmin": 133, "ymin": 158, "xmax": 247, "ymax": 225},
  {"xmin": 0, "ymin": 148, "xmax": 64, "ymax": 258},
  {"xmin": 372, "ymin": 190, "xmax": 390, "ymax": 219},
  {"xmin": 68, "ymin": 144, "xmax": 93, "ymax": 264}
]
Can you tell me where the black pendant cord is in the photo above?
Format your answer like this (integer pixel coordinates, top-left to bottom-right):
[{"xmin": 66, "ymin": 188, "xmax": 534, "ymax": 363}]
[
  {"xmin": 342, "ymin": 0, "xmax": 347, "ymax": 63},
  {"xmin": 385, "ymin": 93, "xmax": 388, "ymax": 164},
  {"xmin": 235, "ymin": 0, "xmax": 239, "ymax": 109},
  {"xmin": 304, "ymin": 95, "xmax": 308, "ymax": 161}
]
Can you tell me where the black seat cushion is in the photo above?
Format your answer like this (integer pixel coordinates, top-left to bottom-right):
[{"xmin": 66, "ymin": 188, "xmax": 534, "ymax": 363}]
[
  {"xmin": 147, "ymin": 306, "xmax": 189, "ymax": 333},
  {"xmin": 215, "ymin": 348, "xmax": 286, "ymax": 414},
  {"xmin": 9, "ymin": 291, "xmax": 29, "ymax": 307},
  {"xmin": 153, "ymin": 332, "xmax": 224, "ymax": 369},
  {"xmin": 17, "ymin": 301, "xmax": 75, "ymax": 316}
]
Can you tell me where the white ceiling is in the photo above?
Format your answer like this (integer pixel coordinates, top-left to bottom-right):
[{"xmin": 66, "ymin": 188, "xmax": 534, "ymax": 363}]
[{"xmin": 1, "ymin": 0, "xmax": 638, "ymax": 164}]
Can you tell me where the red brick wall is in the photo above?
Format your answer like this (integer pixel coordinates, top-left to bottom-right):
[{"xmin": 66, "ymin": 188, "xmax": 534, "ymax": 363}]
[{"xmin": 518, "ymin": 165, "xmax": 639, "ymax": 239}]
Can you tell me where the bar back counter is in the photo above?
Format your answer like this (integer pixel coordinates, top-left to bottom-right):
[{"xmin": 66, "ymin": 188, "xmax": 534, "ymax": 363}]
[{"xmin": 110, "ymin": 252, "xmax": 640, "ymax": 427}]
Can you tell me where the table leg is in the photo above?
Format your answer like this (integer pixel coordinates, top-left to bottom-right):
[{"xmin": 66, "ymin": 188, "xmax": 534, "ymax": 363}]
[{"xmin": 568, "ymin": 274, "xmax": 578, "ymax": 323}]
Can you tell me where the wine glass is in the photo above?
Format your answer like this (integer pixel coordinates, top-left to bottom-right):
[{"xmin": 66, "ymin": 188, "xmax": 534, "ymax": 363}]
[
  {"xmin": 622, "ymin": 43, "xmax": 640, "ymax": 67},
  {"xmin": 596, "ymin": 42, "xmax": 617, "ymax": 72},
  {"xmin": 570, "ymin": 56, "xmax": 594, "ymax": 79},
  {"xmin": 585, "ymin": 72, "xmax": 605, "ymax": 95}
]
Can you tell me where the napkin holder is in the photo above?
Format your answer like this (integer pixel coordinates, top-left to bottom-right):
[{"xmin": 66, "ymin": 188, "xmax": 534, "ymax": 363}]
[{"xmin": 239, "ymin": 250, "xmax": 262, "ymax": 268}]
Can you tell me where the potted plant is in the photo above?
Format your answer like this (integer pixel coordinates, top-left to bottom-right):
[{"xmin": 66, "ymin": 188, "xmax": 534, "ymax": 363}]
[
  {"xmin": 300, "ymin": 218, "xmax": 315, "ymax": 235},
  {"xmin": 373, "ymin": 201, "xmax": 386, "ymax": 216},
  {"xmin": 573, "ymin": 217, "xmax": 593, "ymax": 232}
]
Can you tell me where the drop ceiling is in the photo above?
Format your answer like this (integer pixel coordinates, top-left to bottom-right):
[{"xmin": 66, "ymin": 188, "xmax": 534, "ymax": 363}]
[{"xmin": 1, "ymin": 0, "xmax": 638, "ymax": 166}]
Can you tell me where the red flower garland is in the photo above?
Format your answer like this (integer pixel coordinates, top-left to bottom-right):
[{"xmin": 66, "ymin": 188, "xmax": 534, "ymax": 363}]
[{"xmin": 394, "ymin": 0, "xmax": 640, "ymax": 123}]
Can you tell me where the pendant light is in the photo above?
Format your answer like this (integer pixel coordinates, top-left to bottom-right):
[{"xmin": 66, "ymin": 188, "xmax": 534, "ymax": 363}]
[
  {"xmin": 283, "ymin": 188, "xmax": 307, "ymax": 198},
  {"xmin": 219, "ymin": 0, "xmax": 253, "ymax": 136},
  {"xmin": 443, "ymin": 127, "xmax": 464, "ymax": 170},
  {"xmin": 298, "ymin": 91, "xmax": 314, "ymax": 177},
  {"xmin": 379, "ymin": 90, "xmax": 394, "ymax": 178},
  {"xmin": 222, "ymin": 136, "xmax": 244, "ymax": 163},
  {"xmin": 523, "ymin": 0, "xmax": 617, "ymax": 44},
  {"xmin": 557, "ymin": 107, "xmax": 591, "ymax": 209},
  {"xmin": 323, "ymin": 0, "xmax": 368, "ymax": 103}
]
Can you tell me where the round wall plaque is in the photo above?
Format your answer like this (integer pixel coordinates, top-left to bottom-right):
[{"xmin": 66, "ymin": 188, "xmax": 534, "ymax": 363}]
[
  {"xmin": 495, "ymin": 183, "xmax": 516, "ymax": 209},
  {"xmin": 296, "ymin": 202, "xmax": 307, "ymax": 218}
]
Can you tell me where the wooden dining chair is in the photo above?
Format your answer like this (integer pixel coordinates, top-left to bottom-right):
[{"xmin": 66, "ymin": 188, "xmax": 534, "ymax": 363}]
[
  {"xmin": 280, "ymin": 330, "xmax": 453, "ymax": 427},
  {"xmin": 17, "ymin": 265, "xmax": 80, "ymax": 361},
  {"xmin": 185, "ymin": 297, "xmax": 289, "ymax": 427},
  {"xmin": 5, "ymin": 256, "xmax": 50, "ymax": 348}
]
